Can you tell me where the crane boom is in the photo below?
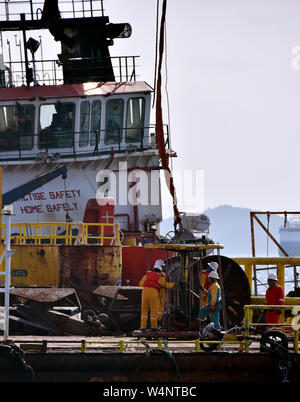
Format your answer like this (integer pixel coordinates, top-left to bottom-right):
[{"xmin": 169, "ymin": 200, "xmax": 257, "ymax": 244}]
[{"xmin": 2, "ymin": 165, "xmax": 67, "ymax": 206}]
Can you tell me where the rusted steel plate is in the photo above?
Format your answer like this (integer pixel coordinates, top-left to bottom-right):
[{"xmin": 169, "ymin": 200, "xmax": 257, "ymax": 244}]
[
  {"xmin": 5, "ymin": 245, "xmax": 60, "ymax": 287},
  {"xmin": 74, "ymin": 285, "xmax": 126, "ymax": 300},
  {"xmin": 45, "ymin": 310, "xmax": 102, "ymax": 336},
  {"xmin": 10, "ymin": 288, "xmax": 77, "ymax": 303},
  {"xmin": 58, "ymin": 245, "xmax": 121, "ymax": 288},
  {"xmin": 5, "ymin": 313, "xmax": 62, "ymax": 335},
  {"xmin": 15, "ymin": 305, "xmax": 62, "ymax": 335}
]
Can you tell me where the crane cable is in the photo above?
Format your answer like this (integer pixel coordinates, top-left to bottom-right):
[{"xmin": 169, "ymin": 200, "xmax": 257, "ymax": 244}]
[
  {"xmin": 155, "ymin": 0, "xmax": 183, "ymax": 234},
  {"xmin": 266, "ymin": 212, "xmax": 270, "ymax": 275},
  {"xmin": 152, "ymin": 0, "xmax": 160, "ymax": 108}
]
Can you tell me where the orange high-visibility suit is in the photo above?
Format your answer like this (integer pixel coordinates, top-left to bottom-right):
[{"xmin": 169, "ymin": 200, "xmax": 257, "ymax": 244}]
[
  {"xmin": 158, "ymin": 272, "xmax": 166, "ymax": 322},
  {"xmin": 139, "ymin": 271, "xmax": 174, "ymax": 329}
]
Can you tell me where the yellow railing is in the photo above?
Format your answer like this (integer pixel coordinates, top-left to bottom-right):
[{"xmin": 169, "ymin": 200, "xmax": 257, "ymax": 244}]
[
  {"xmin": 243, "ymin": 304, "xmax": 300, "ymax": 353},
  {"xmin": 80, "ymin": 339, "xmax": 242, "ymax": 353},
  {"xmin": 233, "ymin": 257, "xmax": 300, "ymax": 295},
  {"xmin": 0, "ymin": 222, "xmax": 120, "ymax": 246}
]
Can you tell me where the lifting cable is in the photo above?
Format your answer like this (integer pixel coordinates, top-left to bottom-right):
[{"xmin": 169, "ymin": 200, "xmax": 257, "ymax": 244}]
[
  {"xmin": 155, "ymin": 0, "xmax": 183, "ymax": 235},
  {"xmin": 152, "ymin": 0, "xmax": 160, "ymax": 108},
  {"xmin": 266, "ymin": 212, "xmax": 270, "ymax": 259},
  {"xmin": 266, "ymin": 213, "xmax": 270, "ymax": 277}
]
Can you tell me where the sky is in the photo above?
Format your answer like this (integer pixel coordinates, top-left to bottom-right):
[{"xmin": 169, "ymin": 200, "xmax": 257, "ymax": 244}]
[
  {"xmin": 105, "ymin": 0, "xmax": 300, "ymax": 218},
  {"xmin": 3, "ymin": 0, "xmax": 300, "ymax": 219}
]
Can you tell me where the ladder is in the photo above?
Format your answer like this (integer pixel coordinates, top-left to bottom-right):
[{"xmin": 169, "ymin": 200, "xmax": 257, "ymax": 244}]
[{"xmin": 0, "ymin": 206, "xmax": 15, "ymax": 340}]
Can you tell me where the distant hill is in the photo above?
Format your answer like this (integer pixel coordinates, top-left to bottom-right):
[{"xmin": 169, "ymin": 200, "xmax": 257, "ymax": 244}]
[{"xmin": 160, "ymin": 205, "xmax": 283, "ymax": 257}]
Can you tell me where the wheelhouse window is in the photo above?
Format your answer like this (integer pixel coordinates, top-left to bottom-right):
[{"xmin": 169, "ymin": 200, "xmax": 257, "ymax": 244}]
[
  {"xmin": 105, "ymin": 99, "xmax": 124, "ymax": 144},
  {"xmin": 126, "ymin": 97, "xmax": 145, "ymax": 143},
  {"xmin": 79, "ymin": 101, "xmax": 90, "ymax": 147},
  {"xmin": 0, "ymin": 104, "xmax": 34, "ymax": 151},
  {"xmin": 91, "ymin": 100, "xmax": 101, "ymax": 147},
  {"xmin": 39, "ymin": 102, "xmax": 75, "ymax": 149}
]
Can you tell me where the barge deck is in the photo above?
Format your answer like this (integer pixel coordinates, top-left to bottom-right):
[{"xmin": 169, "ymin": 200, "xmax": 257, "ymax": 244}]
[{"xmin": 0, "ymin": 335, "xmax": 299, "ymax": 382}]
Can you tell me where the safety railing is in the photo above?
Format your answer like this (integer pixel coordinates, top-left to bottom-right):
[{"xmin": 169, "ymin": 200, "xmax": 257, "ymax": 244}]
[
  {"xmin": 243, "ymin": 304, "xmax": 300, "ymax": 353},
  {"xmin": 80, "ymin": 338, "xmax": 242, "ymax": 353},
  {"xmin": 233, "ymin": 257, "xmax": 300, "ymax": 295},
  {"xmin": 14, "ymin": 333, "xmax": 295, "ymax": 354},
  {"xmin": 1, "ymin": 56, "xmax": 139, "ymax": 88},
  {"xmin": 0, "ymin": 0, "xmax": 105, "ymax": 22},
  {"xmin": 0, "ymin": 126, "xmax": 170, "ymax": 162},
  {"xmin": 0, "ymin": 222, "xmax": 120, "ymax": 246}
]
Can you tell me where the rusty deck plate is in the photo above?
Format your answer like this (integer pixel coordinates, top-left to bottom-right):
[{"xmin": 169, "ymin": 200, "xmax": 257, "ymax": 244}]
[
  {"xmin": 76, "ymin": 285, "xmax": 141, "ymax": 300},
  {"xmin": 10, "ymin": 288, "xmax": 77, "ymax": 303}
]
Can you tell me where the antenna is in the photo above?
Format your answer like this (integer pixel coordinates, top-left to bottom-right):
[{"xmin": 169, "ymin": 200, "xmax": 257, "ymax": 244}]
[
  {"xmin": 0, "ymin": 31, "xmax": 4, "ymax": 87},
  {"xmin": 14, "ymin": 34, "xmax": 25, "ymax": 85}
]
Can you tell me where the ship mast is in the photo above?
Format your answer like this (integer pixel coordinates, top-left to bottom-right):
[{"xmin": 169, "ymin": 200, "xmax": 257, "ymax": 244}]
[{"xmin": 0, "ymin": 0, "xmax": 132, "ymax": 86}]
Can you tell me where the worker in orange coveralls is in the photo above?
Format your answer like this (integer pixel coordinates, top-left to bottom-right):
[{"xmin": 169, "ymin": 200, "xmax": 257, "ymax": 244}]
[
  {"xmin": 139, "ymin": 259, "xmax": 174, "ymax": 331},
  {"xmin": 265, "ymin": 272, "xmax": 284, "ymax": 328}
]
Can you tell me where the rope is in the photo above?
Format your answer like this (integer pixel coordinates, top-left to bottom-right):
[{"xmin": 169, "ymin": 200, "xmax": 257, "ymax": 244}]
[
  {"xmin": 155, "ymin": 0, "xmax": 183, "ymax": 235},
  {"xmin": 266, "ymin": 213, "xmax": 270, "ymax": 259},
  {"xmin": 246, "ymin": 326, "xmax": 298, "ymax": 382},
  {"xmin": 152, "ymin": 0, "xmax": 160, "ymax": 108},
  {"xmin": 163, "ymin": 11, "xmax": 173, "ymax": 171},
  {"xmin": 266, "ymin": 213, "xmax": 270, "ymax": 276}
]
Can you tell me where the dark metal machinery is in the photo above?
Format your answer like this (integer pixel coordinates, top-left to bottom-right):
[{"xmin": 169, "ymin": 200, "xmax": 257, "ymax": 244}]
[
  {"xmin": 133, "ymin": 243, "xmax": 251, "ymax": 337},
  {"xmin": 2, "ymin": 165, "xmax": 67, "ymax": 206},
  {"xmin": 0, "ymin": 0, "xmax": 132, "ymax": 85}
]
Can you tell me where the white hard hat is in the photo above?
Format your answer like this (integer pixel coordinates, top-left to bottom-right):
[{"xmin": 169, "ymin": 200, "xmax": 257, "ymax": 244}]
[
  {"xmin": 268, "ymin": 272, "xmax": 278, "ymax": 281},
  {"xmin": 154, "ymin": 259, "xmax": 165, "ymax": 271},
  {"xmin": 208, "ymin": 271, "xmax": 219, "ymax": 280},
  {"xmin": 208, "ymin": 262, "xmax": 218, "ymax": 271}
]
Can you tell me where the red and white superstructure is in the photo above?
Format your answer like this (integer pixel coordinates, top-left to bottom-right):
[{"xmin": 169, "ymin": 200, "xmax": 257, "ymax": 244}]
[{"xmin": 0, "ymin": 0, "xmax": 172, "ymax": 241}]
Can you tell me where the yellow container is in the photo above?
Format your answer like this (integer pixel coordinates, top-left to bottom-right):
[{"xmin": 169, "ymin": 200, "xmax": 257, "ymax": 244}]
[
  {"xmin": 122, "ymin": 238, "xmax": 136, "ymax": 246},
  {"xmin": 0, "ymin": 244, "xmax": 122, "ymax": 288}
]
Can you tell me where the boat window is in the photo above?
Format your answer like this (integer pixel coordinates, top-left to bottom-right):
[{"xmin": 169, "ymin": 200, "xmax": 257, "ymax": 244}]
[
  {"xmin": 79, "ymin": 101, "xmax": 90, "ymax": 147},
  {"xmin": 105, "ymin": 99, "xmax": 124, "ymax": 144},
  {"xmin": 39, "ymin": 102, "xmax": 75, "ymax": 149},
  {"xmin": 90, "ymin": 100, "xmax": 101, "ymax": 147},
  {"xmin": 126, "ymin": 97, "xmax": 145, "ymax": 143},
  {"xmin": 0, "ymin": 104, "xmax": 34, "ymax": 151}
]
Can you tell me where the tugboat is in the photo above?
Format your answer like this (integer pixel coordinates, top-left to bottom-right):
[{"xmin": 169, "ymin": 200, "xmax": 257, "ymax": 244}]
[
  {"xmin": 0, "ymin": 0, "xmax": 169, "ymax": 240},
  {"xmin": 0, "ymin": 0, "xmax": 184, "ymax": 289},
  {"xmin": 0, "ymin": 1, "xmax": 298, "ymax": 384}
]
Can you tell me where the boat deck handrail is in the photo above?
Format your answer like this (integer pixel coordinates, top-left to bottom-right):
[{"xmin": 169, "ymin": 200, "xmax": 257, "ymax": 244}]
[
  {"xmin": 0, "ymin": 55, "xmax": 139, "ymax": 88},
  {"xmin": 0, "ymin": 221, "xmax": 120, "ymax": 246},
  {"xmin": 0, "ymin": 0, "xmax": 105, "ymax": 22}
]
